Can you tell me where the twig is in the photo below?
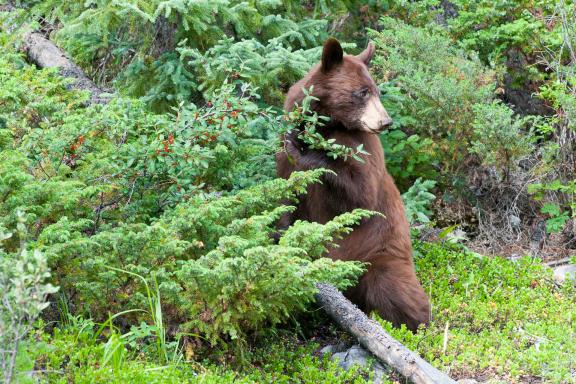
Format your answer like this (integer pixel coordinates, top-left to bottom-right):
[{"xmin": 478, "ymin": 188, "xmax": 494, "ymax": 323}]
[{"xmin": 442, "ymin": 321, "xmax": 450, "ymax": 355}]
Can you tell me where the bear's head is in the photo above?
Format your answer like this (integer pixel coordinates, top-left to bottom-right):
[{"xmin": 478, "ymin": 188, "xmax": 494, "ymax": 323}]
[{"xmin": 285, "ymin": 38, "xmax": 392, "ymax": 133}]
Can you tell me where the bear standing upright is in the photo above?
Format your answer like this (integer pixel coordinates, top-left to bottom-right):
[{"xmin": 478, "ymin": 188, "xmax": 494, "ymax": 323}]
[{"xmin": 276, "ymin": 38, "xmax": 430, "ymax": 332}]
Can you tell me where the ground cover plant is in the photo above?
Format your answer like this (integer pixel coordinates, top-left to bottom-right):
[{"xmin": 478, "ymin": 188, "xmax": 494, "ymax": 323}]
[
  {"xmin": 383, "ymin": 242, "xmax": 576, "ymax": 383},
  {"xmin": 1, "ymin": 1, "xmax": 576, "ymax": 383}
]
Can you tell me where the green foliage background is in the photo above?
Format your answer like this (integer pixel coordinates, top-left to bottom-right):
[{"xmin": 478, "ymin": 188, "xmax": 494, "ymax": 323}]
[{"xmin": 1, "ymin": 0, "xmax": 576, "ymax": 382}]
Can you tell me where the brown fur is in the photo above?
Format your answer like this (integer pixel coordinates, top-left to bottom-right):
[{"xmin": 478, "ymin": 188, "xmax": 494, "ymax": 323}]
[{"xmin": 276, "ymin": 39, "xmax": 430, "ymax": 332}]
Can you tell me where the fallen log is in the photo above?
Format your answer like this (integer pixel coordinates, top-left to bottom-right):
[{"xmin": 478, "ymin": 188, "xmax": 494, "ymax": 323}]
[
  {"xmin": 22, "ymin": 31, "xmax": 110, "ymax": 105},
  {"xmin": 316, "ymin": 283, "xmax": 456, "ymax": 384},
  {"xmin": 1, "ymin": 6, "xmax": 109, "ymax": 105}
]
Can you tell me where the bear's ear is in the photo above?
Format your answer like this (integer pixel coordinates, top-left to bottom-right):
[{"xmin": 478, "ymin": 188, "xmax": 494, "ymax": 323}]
[
  {"xmin": 321, "ymin": 38, "xmax": 343, "ymax": 73},
  {"xmin": 357, "ymin": 41, "xmax": 375, "ymax": 66}
]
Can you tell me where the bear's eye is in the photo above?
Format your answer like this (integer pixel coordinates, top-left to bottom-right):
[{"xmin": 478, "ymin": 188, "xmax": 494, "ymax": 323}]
[{"xmin": 353, "ymin": 88, "xmax": 370, "ymax": 99}]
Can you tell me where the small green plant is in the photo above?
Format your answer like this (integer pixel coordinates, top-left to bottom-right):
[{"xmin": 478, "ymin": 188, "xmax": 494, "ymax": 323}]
[
  {"xmin": 22, "ymin": 324, "xmax": 381, "ymax": 383},
  {"xmin": 101, "ymin": 328, "xmax": 128, "ymax": 372},
  {"xmin": 528, "ymin": 180, "xmax": 576, "ymax": 233},
  {"xmin": 106, "ymin": 267, "xmax": 180, "ymax": 365},
  {"xmin": 0, "ymin": 212, "xmax": 59, "ymax": 384},
  {"xmin": 401, "ymin": 178, "xmax": 437, "ymax": 224}
]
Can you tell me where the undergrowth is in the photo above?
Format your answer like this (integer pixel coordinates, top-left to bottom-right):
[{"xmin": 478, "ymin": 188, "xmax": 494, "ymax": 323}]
[
  {"xmin": 2, "ymin": 2, "xmax": 576, "ymax": 384},
  {"xmin": 17, "ymin": 325, "xmax": 380, "ymax": 384},
  {"xmin": 13, "ymin": 241, "xmax": 576, "ymax": 383}
]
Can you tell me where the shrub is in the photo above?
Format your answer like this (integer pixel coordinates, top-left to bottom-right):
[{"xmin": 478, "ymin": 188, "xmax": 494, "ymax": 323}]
[
  {"xmin": 379, "ymin": 126, "xmax": 436, "ymax": 190},
  {"xmin": 179, "ymin": 37, "xmax": 323, "ymax": 105},
  {"xmin": 470, "ymin": 100, "xmax": 533, "ymax": 179},
  {"xmin": 527, "ymin": 6, "xmax": 576, "ymax": 234},
  {"xmin": 444, "ymin": 0, "xmax": 558, "ymax": 64},
  {"xmin": 402, "ymin": 178, "xmax": 437, "ymax": 225},
  {"xmin": 19, "ymin": 0, "xmax": 375, "ymax": 109},
  {"xmin": 385, "ymin": 0, "xmax": 560, "ymax": 67},
  {"xmin": 0, "ymin": 214, "xmax": 59, "ymax": 384},
  {"xmin": 370, "ymin": 17, "xmax": 533, "ymax": 186},
  {"xmin": 370, "ymin": 18, "xmax": 493, "ymax": 179},
  {"xmin": 0, "ymin": 47, "xmax": 286, "ymax": 235},
  {"xmin": 43, "ymin": 170, "xmax": 368, "ymax": 345},
  {"xmin": 0, "ymin": 42, "xmax": 370, "ymax": 348}
]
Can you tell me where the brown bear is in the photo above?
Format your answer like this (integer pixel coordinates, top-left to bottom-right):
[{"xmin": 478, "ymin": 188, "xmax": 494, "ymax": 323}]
[{"xmin": 276, "ymin": 38, "xmax": 430, "ymax": 332}]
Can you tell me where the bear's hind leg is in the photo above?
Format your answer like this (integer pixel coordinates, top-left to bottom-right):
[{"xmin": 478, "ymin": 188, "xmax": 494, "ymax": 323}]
[{"xmin": 352, "ymin": 264, "xmax": 430, "ymax": 332}]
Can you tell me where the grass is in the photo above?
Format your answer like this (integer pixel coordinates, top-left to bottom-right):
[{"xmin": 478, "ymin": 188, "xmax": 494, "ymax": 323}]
[
  {"xmin": 17, "ymin": 323, "xmax": 382, "ymax": 384},
  {"xmin": 16, "ymin": 263, "xmax": 381, "ymax": 383}
]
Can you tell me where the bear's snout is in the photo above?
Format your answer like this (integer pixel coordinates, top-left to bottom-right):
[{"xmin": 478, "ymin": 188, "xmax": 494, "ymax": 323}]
[
  {"xmin": 360, "ymin": 95, "xmax": 392, "ymax": 133},
  {"xmin": 380, "ymin": 116, "xmax": 393, "ymax": 130}
]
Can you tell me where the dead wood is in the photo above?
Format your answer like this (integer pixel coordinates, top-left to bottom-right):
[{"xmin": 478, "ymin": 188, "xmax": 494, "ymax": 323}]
[
  {"xmin": 316, "ymin": 283, "xmax": 456, "ymax": 384},
  {"xmin": 1, "ymin": 6, "xmax": 110, "ymax": 105},
  {"xmin": 22, "ymin": 31, "xmax": 110, "ymax": 104}
]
